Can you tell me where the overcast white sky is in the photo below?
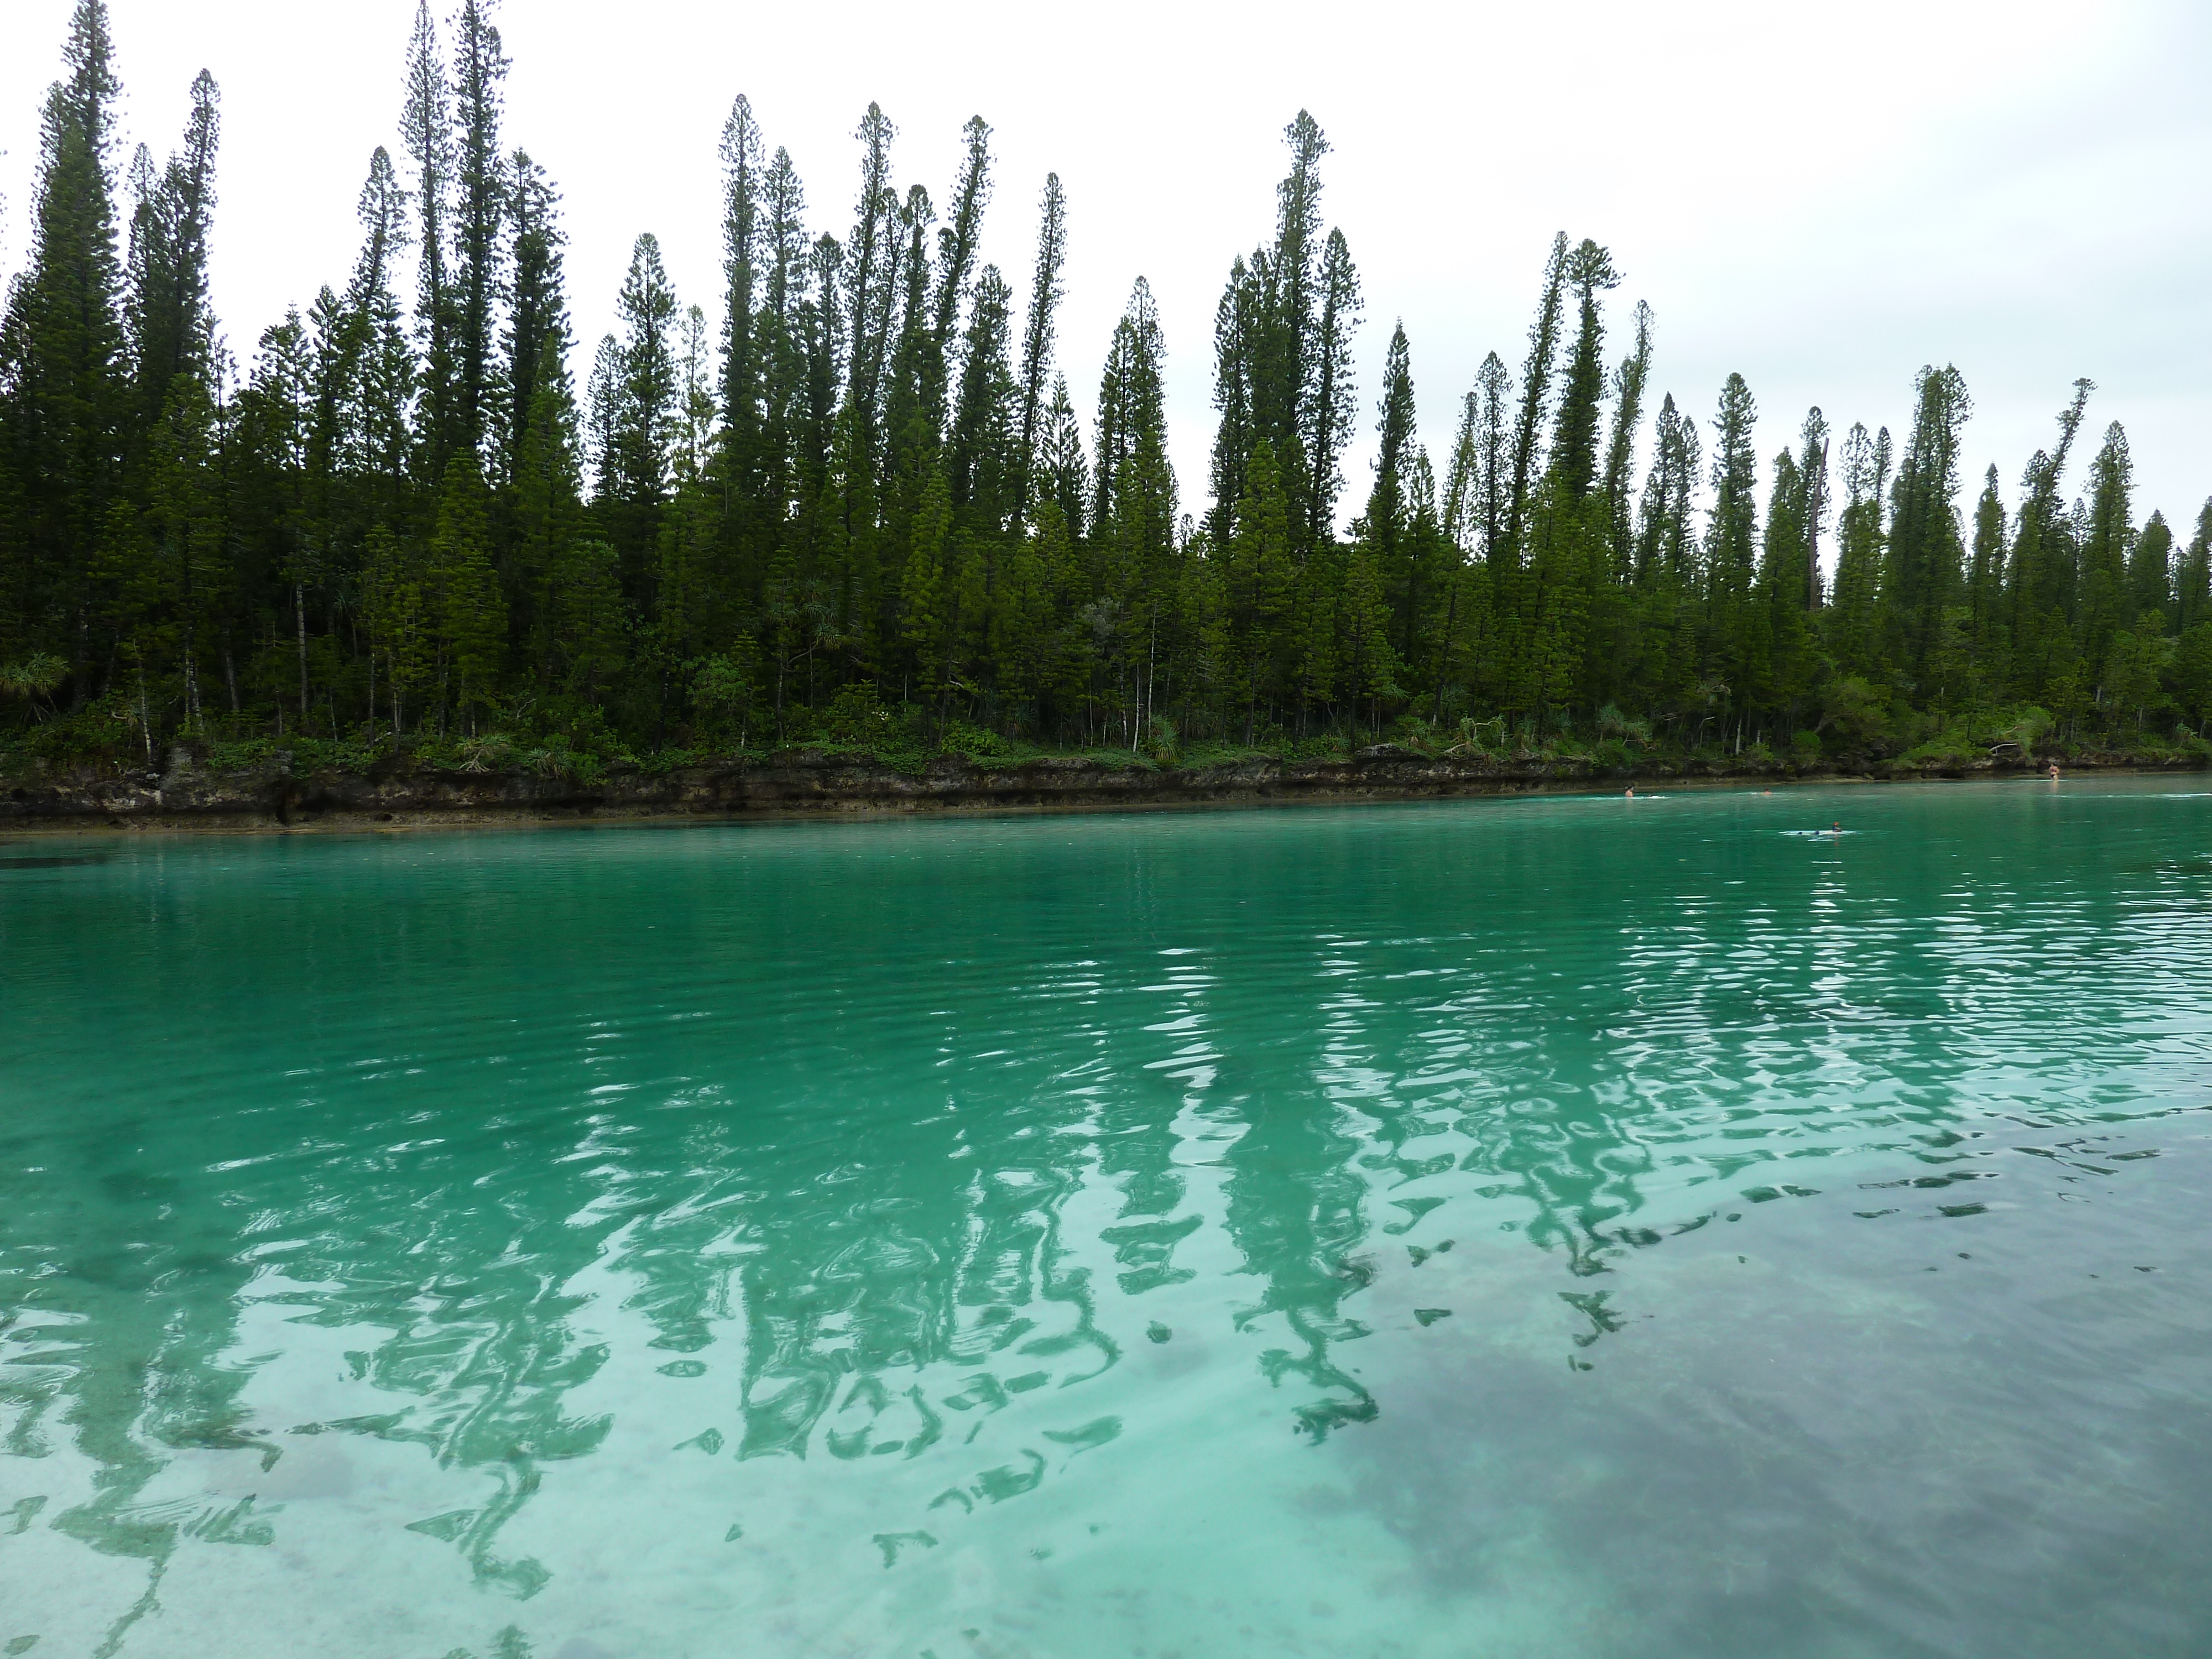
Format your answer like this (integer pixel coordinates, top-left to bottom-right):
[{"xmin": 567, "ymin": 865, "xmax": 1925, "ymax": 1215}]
[{"xmin": 6, "ymin": 0, "xmax": 2209, "ymax": 554}]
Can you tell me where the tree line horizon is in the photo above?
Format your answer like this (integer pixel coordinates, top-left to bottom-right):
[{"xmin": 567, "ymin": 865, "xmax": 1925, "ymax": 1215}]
[{"xmin": 3, "ymin": 0, "xmax": 2209, "ymax": 770}]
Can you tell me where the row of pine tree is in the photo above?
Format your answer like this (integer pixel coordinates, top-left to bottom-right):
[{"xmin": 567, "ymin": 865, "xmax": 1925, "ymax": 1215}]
[{"xmin": 4, "ymin": 0, "xmax": 2210, "ymax": 770}]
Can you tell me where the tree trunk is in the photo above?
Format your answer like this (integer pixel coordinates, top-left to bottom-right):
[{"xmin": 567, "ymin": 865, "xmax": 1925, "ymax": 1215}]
[{"xmin": 295, "ymin": 583, "xmax": 309, "ymax": 724}]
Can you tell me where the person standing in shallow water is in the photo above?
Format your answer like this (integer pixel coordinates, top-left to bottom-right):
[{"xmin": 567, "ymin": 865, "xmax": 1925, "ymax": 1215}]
[{"xmin": 2049, "ymin": 761, "xmax": 2062, "ymax": 781}]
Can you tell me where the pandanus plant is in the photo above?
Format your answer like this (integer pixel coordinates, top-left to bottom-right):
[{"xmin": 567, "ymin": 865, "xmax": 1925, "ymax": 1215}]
[{"xmin": 0, "ymin": 654, "xmax": 68, "ymax": 721}]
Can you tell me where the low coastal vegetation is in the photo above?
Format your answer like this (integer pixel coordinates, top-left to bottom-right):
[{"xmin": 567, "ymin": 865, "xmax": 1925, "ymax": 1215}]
[
  {"xmin": 9, "ymin": 691, "xmax": 2204, "ymax": 831},
  {"xmin": 48, "ymin": 692, "xmax": 2212, "ymax": 785},
  {"xmin": 3, "ymin": 3, "xmax": 2209, "ymax": 810}
]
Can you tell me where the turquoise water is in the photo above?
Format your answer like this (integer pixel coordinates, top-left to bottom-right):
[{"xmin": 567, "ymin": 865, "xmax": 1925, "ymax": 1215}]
[{"xmin": 3, "ymin": 780, "xmax": 2211, "ymax": 1658}]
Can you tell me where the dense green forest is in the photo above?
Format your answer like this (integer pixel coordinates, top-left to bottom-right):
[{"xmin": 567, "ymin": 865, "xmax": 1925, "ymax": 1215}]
[{"xmin": 3, "ymin": 0, "xmax": 2209, "ymax": 781}]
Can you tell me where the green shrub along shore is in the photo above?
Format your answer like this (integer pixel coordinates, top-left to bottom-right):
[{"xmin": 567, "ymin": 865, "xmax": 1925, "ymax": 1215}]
[
  {"xmin": 4, "ymin": 688, "xmax": 2201, "ymax": 831},
  {"xmin": 5, "ymin": 4, "xmax": 2211, "ymax": 816}
]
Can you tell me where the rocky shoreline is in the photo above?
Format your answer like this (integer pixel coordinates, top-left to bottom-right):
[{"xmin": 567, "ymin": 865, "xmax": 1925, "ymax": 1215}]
[{"xmin": 2, "ymin": 743, "xmax": 2202, "ymax": 833}]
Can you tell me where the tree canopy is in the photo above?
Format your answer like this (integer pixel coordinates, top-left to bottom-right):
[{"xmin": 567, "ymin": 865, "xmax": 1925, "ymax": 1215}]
[{"xmin": 4, "ymin": 0, "xmax": 2206, "ymax": 769}]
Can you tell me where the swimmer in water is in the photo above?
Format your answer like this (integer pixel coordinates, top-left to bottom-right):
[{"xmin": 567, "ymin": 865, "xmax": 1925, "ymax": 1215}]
[
  {"xmin": 1625, "ymin": 787, "xmax": 1634, "ymax": 799},
  {"xmin": 2048, "ymin": 761, "xmax": 2060, "ymax": 781}
]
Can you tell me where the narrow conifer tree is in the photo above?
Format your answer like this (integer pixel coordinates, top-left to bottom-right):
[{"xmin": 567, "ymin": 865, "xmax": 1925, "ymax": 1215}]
[
  {"xmin": 1796, "ymin": 408, "xmax": 1830, "ymax": 611},
  {"xmin": 349, "ymin": 149, "xmax": 418, "ymax": 484},
  {"xmin": 1599, "ymin": 301, "xmax": 1653, "ymax": 580},
  {"xmin": 1364, "ymin": 323, "xmax": 1422, "ymax": 663},
  {"xmin": 1094, "ymin": 281, "xmax": 1170, "ymax": 536},
  {"xmin": 717, "ymin": 95, "xmax": 764, "ymax": 479},
  {"xmin": 1883, "ymin": 367, "xmax": 1971, "ymax": 690},
  {"xmin": 947, "ymin": 266, "xmax": 1016, "ymax": 530},
  {"xmin": 1265, "ymin": 117, "xmax": 1323, "ymax": 529},
  {"xmin": 1039, "ymin": 374, "xmax": 1087, "ymax": 540},
  {"xmin": 676, "ymin": 305, "xmax": 715, "ymax": 484},
  {"xmin": 399, "ymin": 0, "xmax": 455, "ymax": 476},
  {"xmin": 931, "ymin": 118, "xmax": 993, "ymax": 352},
  {"xmin": 501, "ymin": 152, "xmax": 569, "ymax": 487},
  {"xmin": 2006, "ymin": 379, "xmax": 2092, "ymax": 691},
  {"xmin": 1704, "ymin": 373, "xmax": 1761, "ymax": 712},
  {"xmin": 2077, "ymin": 419, "xmax": 2133, "ymax": 683},
  {"xmin": 612, "ymin": 234, "xmax": 679, "ymax": 513},
  {"xmin": 1546, "ymin": 241, "xmax": 1620, "ymax": 504},
  {"xmin": 1, "ymin": 0, "xmax": 128, "ymax": 681},
  {"xmin": 584, "ymin": 333, "xmax": 623, "ymax": 500},
  {"xmin": 877, "ymin": 182, "xmax": 942, "ymax": 566},
  {"xmin": 1968, "ymin": 465, "xmax": 2008, "ymax": 660},
  {"xmin": 1826, "ymin": 422, "xmax": 1890, "ymax": 679},
  {"xmin": 2127, "ymin": 509, "xmax": 2173, "ymax": 627},
  {"xmin": 450, "ymin": 0, "xmax": 508, "ymax": 459},
  {"xmin": 125, "ymin": 69, "xmax": 220, "ymax": 434},
  {"xmin": 1504, "ymin": 234, "xmax": 1571, "ymax": 561},
  {"xmin": 1470, "ymin": 354, "xmax": 1514, "ymax": 573},
  {"xmin": 1010, "ymin": 173, "xmax": 1067, "ymax": 528},
  {"xmin": 1635, "ymin": 394, "xmax": 1699, "ymax": 587},
  {"xmin": 1303, "ymin": 229, "xmax": 1361, "ymax": 552},
  {"xmin": 1206, "ymin": 255, "xmax": 1258, "ymax": 550},
  {"xmin": 1093, "ymin": 279, "xmax": 1176, "ymax": 735},
  {"xmin": 2178, "ymin": 502, "xmax": 2212, "ymax": 637},
  {"xmin": 1442, "ymin": 392, "xmax": 1481, "ymax": 557},
  {"xmin": 843, "ymin": 103, "xmax": 898, "ymax": 429}
]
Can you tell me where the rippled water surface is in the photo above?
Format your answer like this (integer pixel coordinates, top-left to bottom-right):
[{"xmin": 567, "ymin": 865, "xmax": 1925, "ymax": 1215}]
[{"xmin": 3, "ymin": 779, "xmax": 2211, "ymax": 1658}]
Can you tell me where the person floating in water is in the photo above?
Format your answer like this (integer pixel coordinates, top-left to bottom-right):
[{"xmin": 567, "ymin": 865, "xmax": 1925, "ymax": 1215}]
[
  {"xmin": 1625, "ymin": 787, "xmax": 1634, "ymax": 799},
  {"xmin": 2048, "ymin": 761, "xmax": 2061, "ymax": 781}
]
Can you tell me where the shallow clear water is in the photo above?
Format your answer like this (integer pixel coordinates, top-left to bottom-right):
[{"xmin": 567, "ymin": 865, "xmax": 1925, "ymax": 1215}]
[{"xmin": 2, "ymin": 780, "xmax": 2210, "ymax": 1659}]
